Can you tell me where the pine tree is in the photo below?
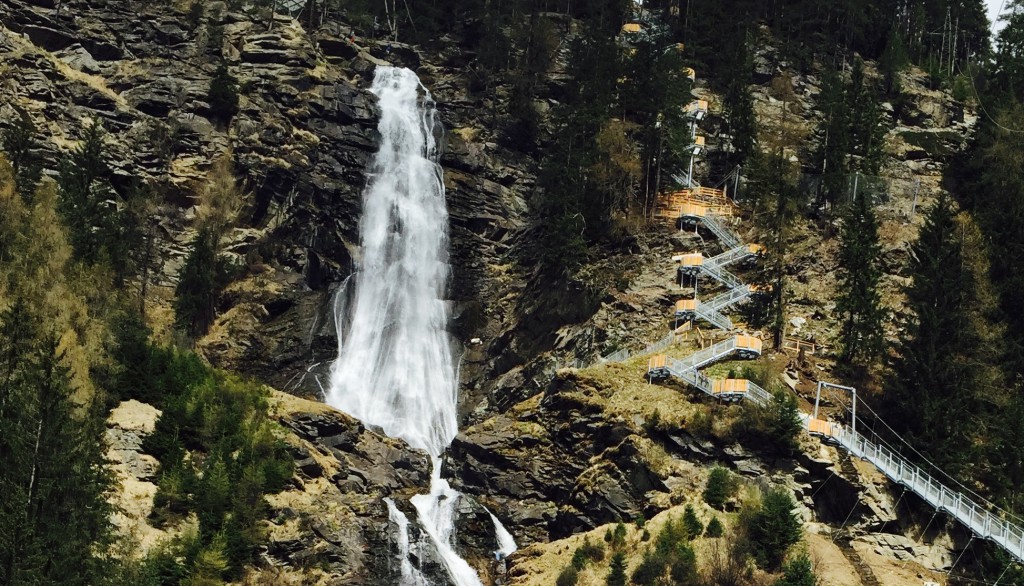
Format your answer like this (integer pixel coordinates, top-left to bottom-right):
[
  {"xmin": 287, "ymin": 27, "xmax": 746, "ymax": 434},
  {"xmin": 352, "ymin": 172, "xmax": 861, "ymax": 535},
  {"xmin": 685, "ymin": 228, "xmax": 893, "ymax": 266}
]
[
  {"xmin": 682, "ymin": 504, "xmax": 703, "ymax": 538},
  {"xmin": 0, "ymin": 315, "xmax": 114, "ymax": 585},
  {"xmin": 57, "ymin": 119, "xmax": 113, "ymax": 264},
  {"xmin": 748, "ymin": 487, "xmax": 802, "ymax": 570},
  {"xmin": 886, "ymin": 194, "xmax": 996, "ymax": 471},
  {"xmin": 879, "ymin": 26, "xmax": 909, "ymax": 96},
  {"xmin": 175, "ymin": 227, "xmax": 222, "ymax": 338},
  {"xmin": 606, "ymin": 551, "xmax": 627, "ymax": 586},
  {"xmin": 815, "ymin": 66, "xmax": 851, "ymax": 207},
  {"xmin": 703, "ymin": 466, "xmax": 733, "ymax": 509},
  {"xmin": 1, "ymin": 108, "xmax": 42, "ymax": 199},
  {"xmin": 722, "ymin": 32, "xmax": 757, "ymax": 167},
  {"xmin": 774, "ymin": 552, "xmax": 817, "ymax": 586},
  {"xmin": 208, "ymin": 62, "xmax": 240, "ymax": 123},
  {"xmin": 835, "ymin": 190, "xmax": 885, "ymax": 367}
]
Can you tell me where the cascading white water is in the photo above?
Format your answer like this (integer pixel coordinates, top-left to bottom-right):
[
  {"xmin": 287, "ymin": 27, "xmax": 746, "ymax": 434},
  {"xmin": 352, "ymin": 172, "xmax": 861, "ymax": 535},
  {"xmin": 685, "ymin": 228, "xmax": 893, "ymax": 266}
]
[
  {"xmin": 327, "ymin": 65, "xmax": 457, "ymax": 457},
  {"xmin": 327, "ymin": 66, "xmax": 513, "ymax": 586},
  {"xmin": 385, "ymin": 498, "xmax": 430, "ymax": 586}
]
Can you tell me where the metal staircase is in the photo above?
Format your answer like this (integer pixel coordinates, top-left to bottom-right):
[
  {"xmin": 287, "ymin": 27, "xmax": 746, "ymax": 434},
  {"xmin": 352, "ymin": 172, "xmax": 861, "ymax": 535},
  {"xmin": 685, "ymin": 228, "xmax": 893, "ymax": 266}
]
[
  {"xmin": 649, "ymin": 139, "xmax": 1024, "ymax": 566},
  {"xmin": 700, "ymin": 213, "xmax": 742, "ymax": 249},
  {"xmin": 704, "ymin": 245, "xmax": 758, "ymax": 270},
  {"xmin": 695, "ymin": 303, "xmax": 733, "ymax": 330},
  {"xmin": 696, "ymin": 259, "xmax": 743, "ymax": 289}
]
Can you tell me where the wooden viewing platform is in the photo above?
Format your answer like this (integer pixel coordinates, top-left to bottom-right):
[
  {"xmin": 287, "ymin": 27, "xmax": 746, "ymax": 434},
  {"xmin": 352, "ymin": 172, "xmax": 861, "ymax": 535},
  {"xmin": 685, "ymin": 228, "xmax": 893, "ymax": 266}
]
[{"xmin": 711, "ymin": 378, "xmax": 749, "ymax": 401}]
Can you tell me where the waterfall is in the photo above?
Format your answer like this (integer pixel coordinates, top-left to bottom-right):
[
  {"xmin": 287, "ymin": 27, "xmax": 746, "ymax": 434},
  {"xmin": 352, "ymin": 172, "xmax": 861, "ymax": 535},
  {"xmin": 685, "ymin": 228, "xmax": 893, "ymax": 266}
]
[
  {"xmin": 327, "ymin": 66, "xmax": 513, "ymax": 586},
  {"xmin": 327, "ymin": 66, "xmax": 457, "ymax": 458}
]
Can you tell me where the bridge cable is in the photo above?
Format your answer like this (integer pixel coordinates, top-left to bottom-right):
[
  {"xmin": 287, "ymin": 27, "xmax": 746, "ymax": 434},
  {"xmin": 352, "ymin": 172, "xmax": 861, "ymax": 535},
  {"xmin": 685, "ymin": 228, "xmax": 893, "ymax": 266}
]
[
  {"xmin": 992, "ymin": 560, "xmax": 1014, "ymax": 585},
  {"xmin": 810, "ymin": 470, "xmax": 837, "ymax": 499},
  {"xmin": 920, "ymin": 510, "xmax": 940, "ymax": 541},
  {"xmin": 831, "ymin": 492, "xmax": 861, "ymax": 543},
  {"xmin": 948, "ymin": 535, "xmax": 975, "ymax": 577}
]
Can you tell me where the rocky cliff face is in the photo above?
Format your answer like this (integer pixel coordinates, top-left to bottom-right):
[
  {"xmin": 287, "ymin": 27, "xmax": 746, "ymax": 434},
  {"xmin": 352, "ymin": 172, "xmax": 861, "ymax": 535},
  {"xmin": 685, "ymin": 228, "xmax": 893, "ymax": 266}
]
[{"xmin": 0, "ymin": 0, "xmax": 545, "ymax": 420}]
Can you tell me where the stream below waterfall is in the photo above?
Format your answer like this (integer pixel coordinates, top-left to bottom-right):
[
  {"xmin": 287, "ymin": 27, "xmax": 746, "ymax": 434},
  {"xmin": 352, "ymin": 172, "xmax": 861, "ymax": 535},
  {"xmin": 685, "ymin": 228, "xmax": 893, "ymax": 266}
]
[{"xmin": 326, "ymin": 66, "xmax": 514, "ymax": 586}]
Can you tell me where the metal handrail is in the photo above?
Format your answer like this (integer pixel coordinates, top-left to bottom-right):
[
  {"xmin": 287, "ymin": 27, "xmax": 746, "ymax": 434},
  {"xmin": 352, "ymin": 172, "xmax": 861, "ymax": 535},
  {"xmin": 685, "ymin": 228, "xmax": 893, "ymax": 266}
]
[
  {"xmin": 704, "ymin": 285, "xmax": 751, "ymax": 313},
  {"xmin": 699, "ymin": 261, "xmax": 743, "ymax": 289},
  {"xmin": 704, "ymin": 245, "xmax": 754, "ymax": 270},
  {"xmin": 823, "ymin": 422, "xmax": 1024, "ymax": 563},
  {"xmin": 669, "ymin": 337, "xmax": 738, "ymax": 373},
  {"xmin": 695, "ymin": 303, "xmax": 732, "ymax": 330},
  {"xmin": 700, "ymin": 214, "xmax": 741, "ymax": 248}
]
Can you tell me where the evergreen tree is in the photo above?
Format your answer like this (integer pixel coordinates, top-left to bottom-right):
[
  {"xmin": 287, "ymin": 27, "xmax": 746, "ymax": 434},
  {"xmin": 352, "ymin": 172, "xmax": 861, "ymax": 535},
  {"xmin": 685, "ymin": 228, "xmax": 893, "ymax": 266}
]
[
  {"xmin": 703, "ymin": 466, "xmax": 734, "ymax": 509},
  {"xmin": 57, "ymin": 119, "xmax": 113, "ymax": 264},
  {"xmin": 721, "ymin": 29, "xmax": 758, "ymax": 167},
  {"xmin": 879, "ymin": 26, "xmax": 910, "ymax": 96},
  {"xmin": 606, "ymin": 551, "xmax": 627, "ymax": 586},
  {"xmin": 705, "ymin": 516, "xmax": 724, "ymax": 538},
  {"xmin": 815, "ymin": 67, "xmax": 851, "ymax": 207},
  {"xmin": 54, "ymin": 118, "xmax": 144, "ymax": 280},
  {"xmin": 0, "ymin": 311, "xmax": 115, "ymax": 585},
  {"xmin": 208, "ymin": 62, "xmax": 240, "ymax": 123},
  {"xmin": 749, "ymin": 150, "xmax": 803, "ymax": 348},
  {"xmin": 835, "ymin": 190, "xmax": 885, "ymax": 367},
  {"xmin": 748, "ymin": 487, "xmax": 802, "ymax": 570},
  {"xmin": 1, "ymin": 109, "xmax": 42, "ymax": 199},
  {"xmin": 774, "ymin": 552, "xmax": 817, "ymax": 586},
  {"xmin": 175, "ymin": 227, "xmax": 225, "ymax": 338},
  {"xmin": 682, "ymin": 504, "xmax": 703, "ymax": 538},
  {"xmin": 886, "ymin": 194, "xmax": 997, "ymax": 472}
]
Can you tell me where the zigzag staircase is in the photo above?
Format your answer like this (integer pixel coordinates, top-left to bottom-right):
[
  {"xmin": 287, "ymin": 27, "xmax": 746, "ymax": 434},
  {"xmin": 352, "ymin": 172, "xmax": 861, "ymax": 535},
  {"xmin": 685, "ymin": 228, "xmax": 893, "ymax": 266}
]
[
  {"xmin": 626, "ymin": 88, "xmax": 1024, "ymax": 565},
  {"xmin": 661, "ymin": 184, "xmax": 764, "ymax": 332}
]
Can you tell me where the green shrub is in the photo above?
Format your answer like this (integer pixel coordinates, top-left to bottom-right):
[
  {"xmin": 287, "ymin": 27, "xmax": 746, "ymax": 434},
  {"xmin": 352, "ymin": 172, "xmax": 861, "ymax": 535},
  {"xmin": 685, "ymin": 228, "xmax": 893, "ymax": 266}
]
[
  {"xmin": 556, "ymin": 564, "xmax": 579, "ymax": 586},
  {"xmin": 704, "ymin": 466, "xmax": 736, "ymax": 509},
  {"xmin": 705, "ymin": 516, "xmax": 724, "ymax": 538},
  {"xmin": 688, "ymin": 406, "xmax": 713, "ymax": 437}
]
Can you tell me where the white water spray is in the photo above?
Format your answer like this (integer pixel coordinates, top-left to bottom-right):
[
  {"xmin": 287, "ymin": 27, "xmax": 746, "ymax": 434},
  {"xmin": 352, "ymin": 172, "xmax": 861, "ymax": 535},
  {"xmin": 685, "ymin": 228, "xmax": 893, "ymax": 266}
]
[{"xmin": 327, "ymin": 66, "xmax": 513, "ymax": 586}]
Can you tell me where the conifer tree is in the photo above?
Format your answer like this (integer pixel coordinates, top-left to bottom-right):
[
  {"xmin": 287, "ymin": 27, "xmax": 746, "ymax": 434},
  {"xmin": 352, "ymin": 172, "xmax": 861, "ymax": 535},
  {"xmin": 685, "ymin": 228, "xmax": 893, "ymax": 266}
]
[
  {"xmin": 774, "ymin": 552, "xmax": 817, "ymax": 586},
  {"xmin": 816, "ymin": 67, "xmax": 851, "ymax": 207},
  {"xmin": 57, "ymin": 118, "xmax": 113, "ymax": 264},
  {"xmin": 748, "ymin": 488, "xmax": 802, "ymax": 570},
  {"xmin": 0, "ymin": 311, "xmax": 114, "ymax": 585},
  {"xmin": 835, "ymin": 190, "xmax": 885, "ymax": 367},
  {"xmin": 1, "ymin": 109, "xmax": 42, "ymax": 199},
  {"xmin": 175, "ymin": 227, "xmax": 223, "ymax": 338},
  {"xmin": 886, "ymin": 194, "xmax": 998, "ymax": 471},
  {"xmin": 721, "ymin": 32, "xmax": 758, "ymax": 167},
  {"xmin": 606, "ymin": 551, "xmax": 627, "ymax": 586},
  {"xmin": 208, "ymin": 62, "xmax": 240, "ymax": 123},
  {"xmin": 879, "ymin": 26, "xmax": 909, "ymax": 96}
]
